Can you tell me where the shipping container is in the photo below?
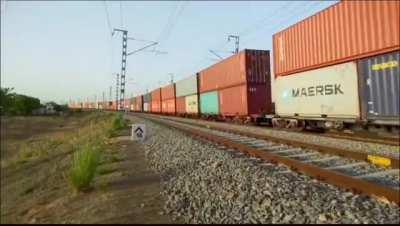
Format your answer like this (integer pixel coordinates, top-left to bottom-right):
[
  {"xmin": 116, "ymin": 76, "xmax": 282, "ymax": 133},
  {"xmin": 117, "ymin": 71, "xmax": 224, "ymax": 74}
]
[
  {"xmin": 199, "ymin": 49, "xmax": 270, "ymax": 93},
  {"xmin": 143, "ymin": 93, "xmax": 152, "ymax": 103},
  {"xmin": 217, "ymin": 83, "xmax": 270, "ymax": 117},
  {"xmin": 176, "ymin": 96, "xmax": 186, "ymax": 114},
  {"xmin": 151, "ymin": 88, "xmax": 162, "ymax": 101},
  {"xmin": 161, "ymin": 84, "xmax": 175, "ymax": 100},
  {"xmin": 176, "ymin": 74, "xmax": 198, "ymax": 97},
  {"xmin": 185, "ymin": 94, "xmax": 199, "ymax": 114},
  {"xmin": 124, "ymin": 98, "xmax": 130, "ymax": 109},
  {"xmin": 130, "ymin": 97, "xmax": 136, "ymax": 111},
  {"xmin": 151, "ymin": 100, "xmax": 161, "ymax": 113},
  {"xmin": 135, "ymin": 95, "xmax": 143, "ymax": 111},
  {"xmin": 358, "ymin": 51, "xmax": 400, "ymax": 124},
  {"xmin": 200, "ymin": 91, "xmax": 219, "ymax": 114},
  {"xmin": 273, "ymin": 0, "xmax": 400, "ymax": 77},
  {"xmin": 144, "ymin": 103, "xmax": 150, "ymax": 112},
  {"xmin": 162, "ymin": 99, "xmax": 176, "ymax": 114},
  {"xmin": 275, "ymin": 62, "xmax": 360, "ymax": 119}
]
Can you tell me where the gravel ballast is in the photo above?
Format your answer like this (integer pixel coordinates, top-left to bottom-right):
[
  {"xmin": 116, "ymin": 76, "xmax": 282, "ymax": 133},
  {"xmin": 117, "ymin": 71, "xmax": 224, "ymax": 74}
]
[
  {"xmin": 127, "ymin": 114, "xmax": 400, "ymax": 224},
  {"xmin": 156, "ymin": 115, "xmax": 400, "ymax": 160}
]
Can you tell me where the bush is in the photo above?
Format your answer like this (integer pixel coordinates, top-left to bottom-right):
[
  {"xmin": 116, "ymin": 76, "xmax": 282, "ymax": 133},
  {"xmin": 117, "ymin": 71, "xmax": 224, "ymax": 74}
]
[
  {"xmin": 106, "ymin": 113, "xmax": 127, "ymax": 137},
  {"xmin": 69, "ymin": 144, "xmax": 101, "ymax": 192}
]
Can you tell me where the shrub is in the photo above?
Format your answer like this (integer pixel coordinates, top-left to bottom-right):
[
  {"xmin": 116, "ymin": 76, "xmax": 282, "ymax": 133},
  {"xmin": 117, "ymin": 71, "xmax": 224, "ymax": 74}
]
[
  {"xmin": 69, "ymin": 144, "xmax": 101, "ymax": 192},
  {"xmin": 106, "ymin": 113, "xmax": 127, "ymax": 137}
]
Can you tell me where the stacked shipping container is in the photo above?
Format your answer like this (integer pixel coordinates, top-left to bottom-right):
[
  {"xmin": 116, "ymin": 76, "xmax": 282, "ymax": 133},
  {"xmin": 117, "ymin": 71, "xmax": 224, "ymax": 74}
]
[
  {"xmin": 134, "ymin": 95, "xmax": 143, "ymax": 112},
  {"xmin": 175, "ymin": 75, "xmax": 199, "ymax": 115},
  {"xmin": 143, "ymin": 93, "xmax": 151, "ymax": 112},
  {"xmin": 151, "ymin": 88, "xmax": 162, "ymax": 113},
  {"xmin": 273, "ymin": 0, "xmax": 400, "ymax": 125},
  {"xmin": 198, "ymin": 49, "xmax": 271, "ymax": 117},
  {"xmin": 161, "ymin": 84, "xmax": 176, "ymax": 114},
  {"xmin": 273, "ymin": 0, "xmax": 400, "ymax": 77}
]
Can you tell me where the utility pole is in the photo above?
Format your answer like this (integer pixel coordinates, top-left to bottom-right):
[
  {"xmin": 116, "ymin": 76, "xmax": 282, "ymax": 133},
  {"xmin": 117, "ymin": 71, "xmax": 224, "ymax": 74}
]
[
  {"xmin": 112, "ymin": 28, "xmax": 158, "ymax": 111},
  {"xmin": 228, "ymin": 35, "xmax": 239, "ymax": 54},
  {"xmin": 112, "ymin": 28, "xmax": 128, "ymax": 111},
  {"xmin": 115, "ymin": 73, "xmax": 120, "ymax": 111},
  {"xmin": 109, "ymin": 86, "xmax": 112, "ymax": 102}
]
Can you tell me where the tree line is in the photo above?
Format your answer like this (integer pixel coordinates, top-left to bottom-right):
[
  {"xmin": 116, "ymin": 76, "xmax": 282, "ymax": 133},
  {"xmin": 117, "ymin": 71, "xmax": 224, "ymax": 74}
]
[{"xmin": 0, "ymin": 87, "xmax": 68, "ymax": 116}]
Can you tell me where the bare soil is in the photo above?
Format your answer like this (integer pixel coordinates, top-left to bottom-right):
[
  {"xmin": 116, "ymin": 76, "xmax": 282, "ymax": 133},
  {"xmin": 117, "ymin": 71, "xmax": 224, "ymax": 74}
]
[{"xmin": 1, "ymin": 112, "xmax": 178, "ymax": 224}]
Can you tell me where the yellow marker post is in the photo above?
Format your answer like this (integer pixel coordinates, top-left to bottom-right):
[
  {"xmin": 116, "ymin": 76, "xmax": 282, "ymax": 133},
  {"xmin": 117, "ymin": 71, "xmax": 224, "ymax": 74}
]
[{"xmin": 367, "ymin": 155, "xmax": 391, "ymax": 168}]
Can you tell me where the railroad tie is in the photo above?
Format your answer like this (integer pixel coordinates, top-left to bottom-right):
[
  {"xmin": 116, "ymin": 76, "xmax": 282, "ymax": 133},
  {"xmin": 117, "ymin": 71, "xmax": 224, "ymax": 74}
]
[
  {"xmin": 270, "ymin": 148, "xmax": 302, "ymax": 154},
  {"xmin": 285, "ymin": 152, "xmax": 320, "ymax": 158},
  {"xmin": 355, "ymin": 169, "xmax": 400, "ymax": 179},
  {"xmin": 302, "ymin": 156, "xmax": 340, "ymax": 163},
  {"xmin": 324, "ymin": 162, "xmax": 369, "ymax": 170}
]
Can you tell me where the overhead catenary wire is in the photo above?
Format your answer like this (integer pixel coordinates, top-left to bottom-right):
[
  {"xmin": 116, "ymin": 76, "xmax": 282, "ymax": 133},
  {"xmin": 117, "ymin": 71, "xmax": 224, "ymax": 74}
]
[
  {"xmin": 103, "ymin": 1, "xmax": 113, "ymax": 36},
  {"xmin": 119, "ymin": 1, "xmax": 124, "ymax": 28}
]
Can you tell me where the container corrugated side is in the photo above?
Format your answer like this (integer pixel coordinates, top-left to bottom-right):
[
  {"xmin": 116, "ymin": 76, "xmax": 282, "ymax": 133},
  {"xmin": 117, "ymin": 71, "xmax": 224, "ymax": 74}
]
[
  {"xmin": 135, "ymin": 96, "xmax": 143, "ymax": 111},
  {"xmin": 199, "ymin": 49, "xmax": 270, "ymax": 93},
  {"xmin": 219, "ymin": 85, "xmax": 248, "ymax": 116},
  {"xmin": 200, "ymin": 91, "xmax": 219, "ymax": 114},
  {"xmin": 176, "ymin": 96, "xmax": 186, "ymax": 114},
  {"xmin": 151, "ymin": 88, "xmax": 161, "ymax": 101},
  {"xmin": 275, "ymin": 62, "xmax": 360, "ymax": 119},
  {"xmin": 143, "ymin": 103, "xmax": 150, "ymax": 112},
  {"xmin": 161, "ymin": 84, "xmax": 175, "ymax": 100},
  {"xmin": 199, "ymin": 51, "xmax": 245, "ymax": 93},
  {"xmin": 248, "ymin": 83, "xmax": 271, "ymax": 115},
  {"xmin": 162, "ymin": 98, "xmax": 176, "ymax": 114},
  {"xmin": 176, "ymin": 74, "xmax": 198, "ymax": 97},
  {"xmin": 358, "ymin": 51, "xmax": 400, "ymax": 123},
  {"xmin": 273, "ymin": 0, "xmax": 400, "ymax": 77},
  {"xmin": 185, "ymin": 94, "xmax": 199, "ymax": 114},
  {"xmin": 151, "ymin": 100, "xmax": 161, "ymax": 113}
]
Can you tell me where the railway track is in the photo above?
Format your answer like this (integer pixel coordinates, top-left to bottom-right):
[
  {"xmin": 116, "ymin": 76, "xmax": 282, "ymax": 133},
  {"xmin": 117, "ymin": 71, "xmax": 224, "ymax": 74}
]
[{"xmin": 135, "ymin": 113, "xmax": 400, "ymax": 205}]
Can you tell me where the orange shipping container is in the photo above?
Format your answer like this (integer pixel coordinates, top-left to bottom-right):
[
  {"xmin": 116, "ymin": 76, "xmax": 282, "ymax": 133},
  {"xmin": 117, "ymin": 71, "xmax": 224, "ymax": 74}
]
[
  {"xmin": 151, "ymin": 100, "xmax": 161, "ymax": 113},
  {"xmin": 199, "ymin": 49, "xmax": 270, "ymax": 93},
  {"xmin": 161, "ymin": 84, "xmax": 175, "ymax": 100},
  {"xmin": 162, "ymin": 99, "xmax": 176, "ymax": 114},
  {"xmin": 273, "ymin": 0, "xmax": 400, "ymax": 77},
  {"xmin": 176, "ymin": 97, "xmax": 186, "ymax": 114},
  {"xmin": 151, "ymin": 88, "xmax": 162, "ymax": 101}
]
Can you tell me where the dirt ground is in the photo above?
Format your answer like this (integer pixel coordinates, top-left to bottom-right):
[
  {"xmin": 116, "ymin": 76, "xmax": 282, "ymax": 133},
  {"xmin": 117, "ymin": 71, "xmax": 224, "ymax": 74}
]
[{"xmin": 0, "ymin": 112, "xmax": 178, "ymax": 224}]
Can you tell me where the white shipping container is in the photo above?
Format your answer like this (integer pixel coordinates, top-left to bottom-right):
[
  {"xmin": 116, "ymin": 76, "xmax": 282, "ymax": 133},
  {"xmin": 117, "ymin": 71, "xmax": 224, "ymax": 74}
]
[
  {"xmin": 143, "ymin": 103, "xmax": 150, "ymax": 112},
  {"xmin": 185, "ymin": 94, "xmax": 198, "ymax": 114},
  {"xmin": 275, "ymin": 62, "xmax": 360, "ymax": 119},
  {"xmin": 176, "ymin": 75, "xmax": 198, "ymax": 97}
]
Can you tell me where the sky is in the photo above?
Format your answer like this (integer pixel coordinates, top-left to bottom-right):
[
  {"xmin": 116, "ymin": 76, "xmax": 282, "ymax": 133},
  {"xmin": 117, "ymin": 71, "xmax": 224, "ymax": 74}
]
[{"xmin": 1, "ymin": 0, "xmax": 338, "ymax": 104}]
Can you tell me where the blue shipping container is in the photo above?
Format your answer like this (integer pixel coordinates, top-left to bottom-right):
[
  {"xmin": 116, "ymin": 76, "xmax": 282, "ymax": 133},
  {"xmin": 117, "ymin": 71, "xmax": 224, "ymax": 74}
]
[{"xmin": 200, "ymin": 91, "xmax": 219, "ymax": 114}]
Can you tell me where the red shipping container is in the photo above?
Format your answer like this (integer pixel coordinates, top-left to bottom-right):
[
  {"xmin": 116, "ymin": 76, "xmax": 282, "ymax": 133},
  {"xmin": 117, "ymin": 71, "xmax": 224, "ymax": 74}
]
[
  {"xmin": 219, "ymin": 83, "xmax": 270, "ymax": 117},
  {"xmin": 161, "ymin": 84, "xmax": 175, "ymax": 100},
  {"xmin": 273, "ymin": 0, "xmax": 400, "ymax": 77},
  {"xmin": 176, "ymin": 96, "xmax": 186, "ymax": 114},
  {"xmin": 162, "ymin": 98, "xmax": 176, "ymax": 114},
  {"xmin": 199, "ymin": 49, "xmax": 270, "ymax": 93}
]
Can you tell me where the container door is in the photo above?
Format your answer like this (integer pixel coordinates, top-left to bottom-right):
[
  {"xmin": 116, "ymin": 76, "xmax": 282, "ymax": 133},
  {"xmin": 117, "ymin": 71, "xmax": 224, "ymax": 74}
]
[{"xmin": 359, "ymin": 51, "xmax": 400, "ymax": 120}]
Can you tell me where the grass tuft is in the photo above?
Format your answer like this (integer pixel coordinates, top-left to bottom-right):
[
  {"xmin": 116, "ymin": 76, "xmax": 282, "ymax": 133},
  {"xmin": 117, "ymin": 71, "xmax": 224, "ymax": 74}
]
[{"xmin": 69, "ymin": 144, "xmax": 101, "ymax": 192}]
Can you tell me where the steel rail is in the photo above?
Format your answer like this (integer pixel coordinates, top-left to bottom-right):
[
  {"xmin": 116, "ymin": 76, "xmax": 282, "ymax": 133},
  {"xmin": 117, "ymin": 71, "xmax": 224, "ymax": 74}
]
[
  {"xmin": 152, "ymin": 114, "xmax": 399, "ymax": 169},
  {"xmin": 137, "ymin": 114, "xmax": 400, "ymax": 205}
]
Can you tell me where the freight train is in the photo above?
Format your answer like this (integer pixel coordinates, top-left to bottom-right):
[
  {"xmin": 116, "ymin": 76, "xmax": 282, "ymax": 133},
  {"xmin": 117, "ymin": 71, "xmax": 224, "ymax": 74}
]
[{"xmin": 70, "ymin": 1, "xmax": 400, "ymax": 134}]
